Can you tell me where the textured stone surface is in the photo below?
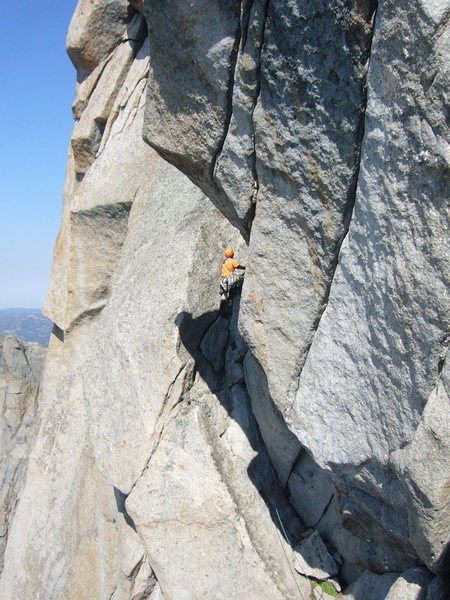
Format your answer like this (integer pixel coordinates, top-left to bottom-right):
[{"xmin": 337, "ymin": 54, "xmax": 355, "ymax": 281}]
[
  {"xmin": 79, "ymin": 173, "xmax": 308, "ymax": 597},
  {"xmin": 294, "ymin": 530, "xmax": 339, "ymax": 580},
  {"xmin": 0, "ymin": 335, "xmax": 46, "ymax": 571},
  {"xmin": 314, "ymin": 492, "xmax": 416, "ymax": 577},
  {"xmin": 390, "ymin": 357, "xmax": 450, "ymax": 573},
  {"xmin": 142, "ymin": 0, "xmax": 239, "ymax": 166},
  {"xmin": 1, "ymin": 11, "xmax": 152, "ymax": 596},
  {"xmin": 67, "ymin": 0, "xmax": 131, "ymax": 79},
  {"xmin": 127, "ymin": 400, "xmax": 309, "ymax": 600},
  {"xmin": 140, "ymin": 6, "xmax": 449, "ymax": 576},
  {"xmin": 2, "ymin": 0, "xmax": 449, "ymax": 597},
  {"xmin": 243, "ymin": 351, "xmax": 301, "ymax": 484},
  {"xmin": 45, "ymin": 34, "xmax": 151, "ymax": 331},
  {"xmin": 342, "ymin": 566, "xmax": 434, "ymax": 600},
  {"xmin": 426, "ymin": 575, "xmax": 450, "ymax": 600},
  {"xmin": 142, "ymin": 0, "xmax": 246, "ymax": 233},
  {"xmin": 291, "ymin": 0, "xmax": 450, "ymax": 571},
  {"xmin": 385, "ymin": 567, "xmax": 432, "ymax": 600},
  {"xmin": 0, "ymin": 329, "xmax": 130, "ymax": 598},
  {"xmin": 81, "ymin": 160, "xmax": 241, "ymax": 492},
  {"xmin": 239, "ymin": 0, "xmax": 376, "ymax": 421},
  {"xmin": 343, "ymin": 570, "xmax": 400, "ymax": 600},
  {"xmin": 288, "ymin": 451, "xmax": 335, "ymax": 528},
  {"xmin": 71, "ymin": 40, "xmax": 135, "ymax": 174}
]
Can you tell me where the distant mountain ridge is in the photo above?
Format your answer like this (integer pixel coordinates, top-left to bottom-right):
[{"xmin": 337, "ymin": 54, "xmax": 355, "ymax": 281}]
[{"xmin": 0, "ymin": 309, "xmax": 53, "ymax": 347}]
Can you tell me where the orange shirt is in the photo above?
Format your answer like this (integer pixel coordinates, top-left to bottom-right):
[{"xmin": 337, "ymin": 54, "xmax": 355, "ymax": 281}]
[{"xmin": 221, "ymin": 258, "xmax": 239, "ymax": 277}]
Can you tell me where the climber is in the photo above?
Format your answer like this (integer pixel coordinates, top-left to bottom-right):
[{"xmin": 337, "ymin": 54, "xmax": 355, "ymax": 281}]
[{"xmin": 220, "ymin": 247, "xmax": 245, "ymax": 300}]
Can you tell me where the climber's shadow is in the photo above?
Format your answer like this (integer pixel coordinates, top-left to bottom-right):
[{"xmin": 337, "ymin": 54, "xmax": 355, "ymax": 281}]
[
  {"xmin": 175, "ymin": 293, "xmax": 304, "ymax": 550},
  {"xmin": 175, "ymin": 307, "xmax": 223, "ymax": 394}
]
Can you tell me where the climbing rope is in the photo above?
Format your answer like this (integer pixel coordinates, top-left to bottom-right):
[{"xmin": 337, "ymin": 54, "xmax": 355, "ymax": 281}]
[
  {"xmin": 274, "ymin": 507, "xmax": 331, "ymax": 600},
  {"xmin": 274, "ymin": 507, "xmax": 309, "ymax": 600}
]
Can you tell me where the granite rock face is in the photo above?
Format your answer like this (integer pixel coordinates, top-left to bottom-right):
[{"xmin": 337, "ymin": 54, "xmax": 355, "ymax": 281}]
[
  {"xmin": 0, "ymin": 335, "xmax": 46, "ymax": 572},
  {"xmin": 291, "ymin": 0, "xmax": 450, "ymax": 573},
  {"xmin": 67, "ymin": 0, "xmax": 132, "ymax": 80},
  {"xmin": 1, "ymin": 1, "xmax": 448, "ymax": 599}
]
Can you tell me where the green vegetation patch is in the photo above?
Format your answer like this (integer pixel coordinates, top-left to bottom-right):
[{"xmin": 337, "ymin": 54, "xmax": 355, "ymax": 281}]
[{"xmin": 311, "ymin": 578, "xmax": 339, "ymax": 597}]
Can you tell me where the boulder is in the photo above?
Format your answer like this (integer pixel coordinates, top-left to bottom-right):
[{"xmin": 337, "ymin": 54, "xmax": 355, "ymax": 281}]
[
  {"xmin": 385, "ymin": 567, "xmax": 433, "ymax": 600},
  {"xmin": 288, "ymin": 451, "xmax": 335, "ymax": 528},
  {"xmin": 67, "ymin": 0, "xmax": 132, "ymax": 79},
  {"xmin": 294, "ymin": 530, "xmax": 339, "ymax": 580},
  {"xmin": 343, "ymin": 571, "xmax": 400, "ymax": 600}
]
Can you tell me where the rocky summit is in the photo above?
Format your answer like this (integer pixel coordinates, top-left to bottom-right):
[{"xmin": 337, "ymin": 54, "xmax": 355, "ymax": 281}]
[{"xmin": 0, "ymin": 1, "xmax": 448, "ymax": 599}]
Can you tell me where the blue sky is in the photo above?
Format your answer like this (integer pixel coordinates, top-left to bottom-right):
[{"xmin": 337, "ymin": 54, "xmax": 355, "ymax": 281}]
[{"xmin": 0, "ymin": 1, "xmax": 78, "ymax": 308}]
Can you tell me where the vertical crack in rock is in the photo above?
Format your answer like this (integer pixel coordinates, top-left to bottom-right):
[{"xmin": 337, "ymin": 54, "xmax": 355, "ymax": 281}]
[
  {"xmin": 72, "ymin": 54, "xmax": 113, "ymax": 120},
  {"xmin": 240, "ymin": 0, "xmax": 270, "ymax": 233},
  {"xmin": 140, "ymin": 0, "xmax": 249, "ymax": 239},
  {"xmin": 315, "ymin": 0, "xmax": 379, "ymax": 297},
  {"xmin": 248, "ymin": 0, "xmax": 269, "ymax": 204},
  {"xmin": 210, "ymin": 3, "xmax": 242, "ymax": 180},
  {"xmin": 288, "ymin": 0, "xmax": 380, "ymax": 397},
  {"xmin": 152, "ymin": 366, "xmax": 192, "ymax": 443},
  {"xmin": 212, "ymin": 0, "xmax": 270, "ymax": 236},
  {"xmin": 319, "ymin": 0, "xmax": 379, "ymax": 296},
  {"xmin": 127, "ymin": 364, "xmax": 188, "ymax": 498},
  {"xmin": 341, "ymin": 0, "xmax": 379, "ymax": 236},
  {"xmin": 309, "ymin": 494, "xmax": 335, "ymax": 530},
  {"xmin": 178, "ymin": 298, "xmax": 308, "ymax": 597}
]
